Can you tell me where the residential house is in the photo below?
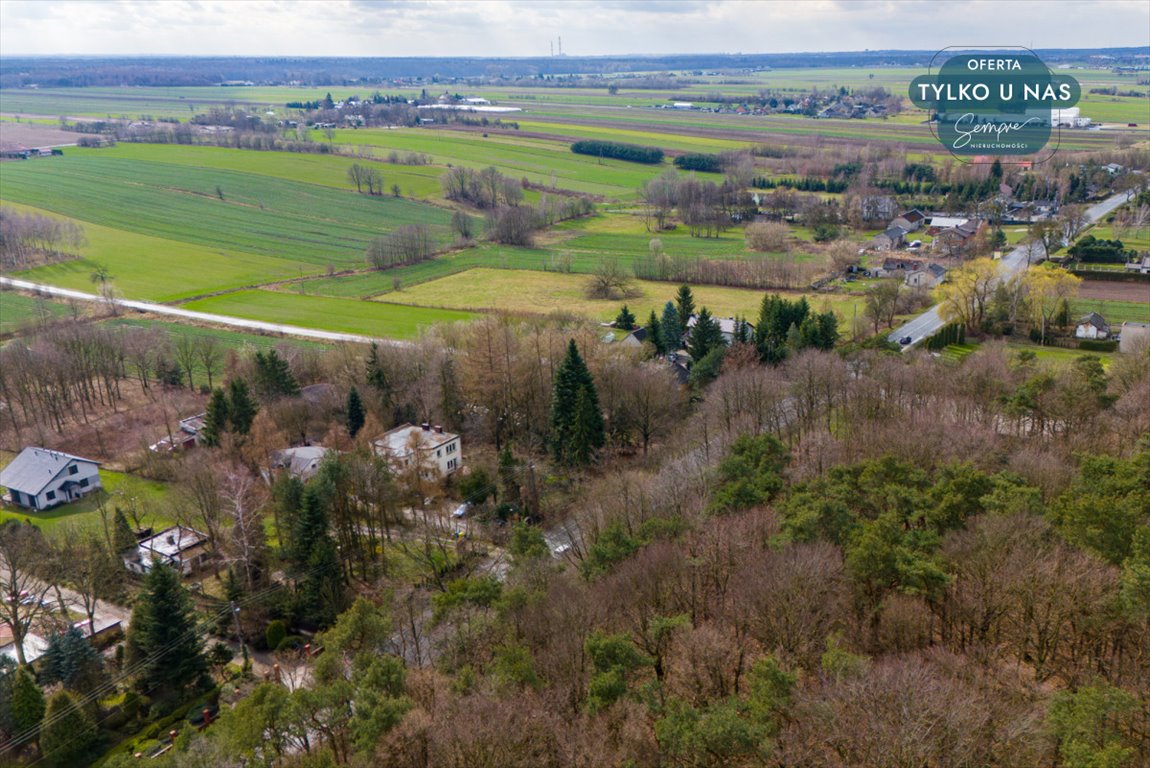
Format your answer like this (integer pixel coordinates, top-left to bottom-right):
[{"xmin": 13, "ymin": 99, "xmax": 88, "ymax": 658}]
[
  {"xmin": 149, "ymin": 413, "xmax": 206, "ymax": 452},
  {"xmin": 621, "ymin": 327, "xmax": 649, "ymax": 348},
  {"xmin": 1119, "ymin": 321, "xmax": 1150, "ymax": 354},
  {"xmin": 1074, "ymin": 312, "xmax": 1110, "ymax": 340},
  {"xmin": 925, "ymin": 216, "xmax": 970, "ymax": 235},
  {"xmin": 1124, "ymin": 255, "xmax": 1150, "ymax": 275},
  {"xmin": 872, "ymin": 225, "xmax": 908, "ymax": 251},
  {"xmin": 905, "ymin": 263, "xmax": 948, "ymax": 289},
  {"xmin": 124, "ymin": 526, "xmax": 211, "ymax": 576},
  {"xmin": 933, "ymin": 220, "xmax": 985, "ymax": 257},
  {"xmin": 1104, "ymin": 163, "xmax": 1124, "ymax": 176},
  {"xmin": 271, "ymin": 446, "xmax": 330, "ymax": 482},
  {"xmin": 374, "ymin": 423, "xmax": 462, "ymax": 479},
  {"xmin": 890, "ymin": 210, "xmax": 926, "ymax": 232},
  {"xmin": 0, "ymin": 448, "xmax": 101, "ymax": 511},
  {"xmin": 877, "ymin": 257, "xmax": 924, "ymax": 278},
  {"xmin": 684, "ymin": 315, "xmax": 754, "ymax": 345}
]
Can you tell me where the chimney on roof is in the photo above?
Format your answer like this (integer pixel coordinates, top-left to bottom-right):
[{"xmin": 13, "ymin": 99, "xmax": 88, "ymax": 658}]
[
  {"xmin": 421, "ymin": 422, "xmax": 430, "ymax": 431},
  {"xmin": 166, "ymin": 535, "xmax": 176, "ymax": 546},
  {"xmin": 435, "ymin": 425, "xmax": 443, "ymax": 434}
]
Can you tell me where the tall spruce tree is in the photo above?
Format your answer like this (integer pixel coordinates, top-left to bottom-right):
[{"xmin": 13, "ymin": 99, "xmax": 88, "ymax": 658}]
[
  {"xmin": 254, "ymin": 350, "xmax": 300, "ymax": 398},
  {"xmin": 549, "ymin": 340, "xmax": 605, "ymax": 466},
  {"xmin": 228, "ymin": 378, "xmax": 259, "ymax": 435},
  {"xmin": 688, "ymin": 307, "xmax": 725, "ymax": 363},
  {"xmin": 125, "ymin": 563, "xmax": 207, "ymax": 695},
  {"xmin": 111, "ymin": 506, "xmax": 137, "ymax": 554},
  {"xmin": 644, "ymin": 310, "xmax": 666, "ymax": 355},
  {"xmin": 40, "ymin": 626, "xmax": 106, "ymax": 694},
  {"xmin": 289, "ymin": 485, "xmax": 345, "ymax": 627},
  {"xmin": 675, "ymin": 284, "xmax": 696, "ymax": 337},
  {"xmin": 660, "ymin": 301, "xmax": 682, "ymax": 353},
  {"xmin": 615, "ymin": 305, "xmax": 636, "ymax": 330},
  {"xmin": 200, "ymin": 387, "xmax": 230, "ymax": 447},
  {"xmin": 346, "ymin": 387, "xmax": 366, "ymax": 438}
]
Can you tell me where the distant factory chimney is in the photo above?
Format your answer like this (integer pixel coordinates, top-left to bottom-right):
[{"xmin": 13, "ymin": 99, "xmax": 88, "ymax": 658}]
[{"xmin": 559, "ymin": 36, "xmax": 563, "ymax": 56}]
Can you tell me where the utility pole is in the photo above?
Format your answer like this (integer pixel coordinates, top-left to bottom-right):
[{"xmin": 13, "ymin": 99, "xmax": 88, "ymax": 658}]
[{"xmin": 230, "ymin": 601, "xmax": 248, "ymax": 670}]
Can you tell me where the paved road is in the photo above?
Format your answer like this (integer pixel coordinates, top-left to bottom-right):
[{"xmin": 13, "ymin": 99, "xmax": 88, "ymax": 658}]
[
  {"xmin": 887, "ymin": 189, "xmax": 1136, "ymax": 348},
  {"xmin": 0, "ymin": 276, "xmax": 406, "ymax": 346}
]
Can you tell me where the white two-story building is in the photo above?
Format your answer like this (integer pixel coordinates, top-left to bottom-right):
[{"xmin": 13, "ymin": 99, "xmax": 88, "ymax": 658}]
[
  {"xmin": 373, "ymin": 423, "xmax": 462, "ymax": 479},
  {"xmin": 0, "ymin": 447, "xmax": 101, "ymax": 511}
]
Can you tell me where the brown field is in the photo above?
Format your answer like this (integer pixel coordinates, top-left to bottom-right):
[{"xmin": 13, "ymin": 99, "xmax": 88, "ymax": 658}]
[
  {"xmin": 1078, "ymin": 279, "xmax": 1150, "ymax": 302},
  {"xmin": 0, "ymin": 121, "xmax": 79, "ymax": 151}
]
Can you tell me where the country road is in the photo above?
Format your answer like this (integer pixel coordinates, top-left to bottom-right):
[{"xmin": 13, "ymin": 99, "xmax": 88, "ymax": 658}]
[
  {"xmin": 0, "ymin": 276, "xmax": 407, "ymax": 346},
  {"xmin": 887, "ymin": 189, "xmax": 1137, "ymax": 348}
]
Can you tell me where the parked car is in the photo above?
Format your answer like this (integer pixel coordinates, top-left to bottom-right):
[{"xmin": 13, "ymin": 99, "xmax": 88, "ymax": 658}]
[
  {"xmin": 899, "ymin": 336, "xmax": 913, "ymax": 345},
  {"xmin": 451, "ymin": 502, "xmax": 471, "ymax": 518},
  {"xmin": 552, "ymin": 543, "xmax": 572, "ymax": 556}
]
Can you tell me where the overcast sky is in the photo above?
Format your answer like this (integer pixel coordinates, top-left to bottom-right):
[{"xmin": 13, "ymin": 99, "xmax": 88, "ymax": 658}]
[{"xmin": 1, "ymin": 0, "xmax": 1147, "ymax": 58}]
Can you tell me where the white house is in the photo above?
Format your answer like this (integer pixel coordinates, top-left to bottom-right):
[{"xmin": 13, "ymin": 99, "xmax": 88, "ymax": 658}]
[
  {"xmin": 1075, "ymin": 312, "xmax": 1110, "ymax": 340},
  {"xmin": 905, "ymin": 263, "xmax": 948, "ymax": 289},
  {"xmin": 124, "ymin": 526, "xmax": 211, "ymax": 576},
  {"xmin": 374, "ymin": 423, "xmax": 462, "ymax": 479},
  {"xmin": 1124, "ymin": 255, "xmax": 1150, "ymax": 275},
  {"xmin": 0, "ymin": 448, "xmax": 101, "ymax": 511}
]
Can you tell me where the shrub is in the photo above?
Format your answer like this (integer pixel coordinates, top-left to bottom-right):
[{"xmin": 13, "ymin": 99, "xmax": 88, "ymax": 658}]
[
  {"xmin": 1079, "ymin": 339, "xmax": 1118, "ymax": 352},
  {"xmin": 265, "ymin": 620, "xmax": 287, "ymax": 651}
]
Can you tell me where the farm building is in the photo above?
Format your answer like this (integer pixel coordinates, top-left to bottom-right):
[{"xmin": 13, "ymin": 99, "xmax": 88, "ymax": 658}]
[
  {"xmin": 905, "ymin": 264, "xmax": 947, "ymax": 289},
  {"xmin": 873, "ymin": 226, "xmax": 908, "ymax": 251},
  {"xmin": 124, "ymin": 526, "xmax": 211, "ymax": 576},
  {"xmin": 0, "ymin": 447, "xmax": 101, "ymax": 511},
  {"xmin": 890, "ymin": 210, "xmax": 926, "ymax": 232},
  {"xmin": 374, "ymin": 423, "xmax": 462, "ymax": 479},
  {"xmin": 1075, "ymin": 313, "xmax": 1110, "ymax": 340},
  {"xmin": 149, "ymin": 413, "xmax": 206, "ymax": 452}
]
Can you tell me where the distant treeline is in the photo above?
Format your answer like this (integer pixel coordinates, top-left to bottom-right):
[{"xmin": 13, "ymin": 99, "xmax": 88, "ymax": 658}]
[
  {"xmin": 3, "ymin": 48, "xmax": 1144, "ymax": 87},
  {"xmin": 674, "ymin": 153, "xmax": 723, "ymax": 173},
  {"xmin": 0, "ymin": 207, "xmax": 86, "ymax": 269},
  {"xmin": 571, "ymin": 140, "xmax": 664, "ymax": 165}
]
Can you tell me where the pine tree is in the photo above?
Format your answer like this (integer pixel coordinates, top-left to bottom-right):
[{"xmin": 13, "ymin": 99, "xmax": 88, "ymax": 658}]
[
  {"xmin": 125, "ymin": 563, "xmax": 207, "ymax": 695},
  {"xmin": 289, "ymin": 485, "xmax": 345, "ymax": 627},
  {"xmin": 39, "ymin": 690, "xmax": 98, "ymax": 768},
  {"xmin": 228, "ymin": 378, "xmax": 259, "ymax": 435},
  {"xmin": 675, "ymin": 284, "xmax": 696, "ymax": 337},
  {"xmin": 688, "ymin": 307, "xmax": 725, "ymax": 363},
  {"xmin": 111, "ymin": 506, "xmax": 137, "ymax": 554},
  {"xmin": 201, "ymin": 387, "xmax": 230, "ymax": 447},
  {"xmin": 615, "ymin": 305, "xmax": 636, "ymax": 330},
  {"xmin": 254, "ymin": 350, "xmax": 299, "ymax": 398},
  {"xmin": 40, "ymin": 626, "xmax": 106, "ymax": 694},
  {"xmin": 644, "ymin": 310, "xmax": 666, "ymax": 355},
  {"xmin": 660, "ymin": 301, "xmax": 682, "ymax": 352},
  {"xmin": 346, "ymin": 387, "xmax": 366, "ymax": 438},
  {"xmin": 549, "ymin": 340, "xmax": 605, "ymax": 466},
  {"xmin": 9, "ymin": 667, "xmax": 44, "ymax": 746},
  {"xmin": 498, "ymin": 445, "xmax": 522, "ymax": 507}
]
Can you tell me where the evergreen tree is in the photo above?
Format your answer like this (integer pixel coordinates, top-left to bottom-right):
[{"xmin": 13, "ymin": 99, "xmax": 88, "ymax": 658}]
[
  {"xmin": 254, "ymin": 350, "xmax": 299, "ymax": 398},
  {"xmin": 660, "ymin": 301, "xmax": 682, "ymax": 352},
  {"xmin": 615, "ymin": 305, "xmax": 636, "ymax": 330},
  {"xmin": 346, "ymin": 386, "xmax": 366, "ymax": 438},
  {"xmin": 125, "ymin": 563, "xmax": 207, "ymax": 695},
  {"xmin": 675, "ymin": 284, "xmax": 696, "ymax": 337},
  {"xmin": 201, "ymin": 387, "xmax": 230, "ymax": 447},
  {"xmin": 9, "ymin": 667, "xmax": 44, "ymax": 746},
  {"xmin": 687, "ymin": 307, "xmax": 725, "ymax": 363},
  {"xmin": 39, "ymin": 690, "xmax": 98, "ymax": 768},
  {"xmin": 549, "ymin": 340, "xmax": 605, "ymax": 466},
  {"xmin": 227, "ymin": 378, "xmax": 259, "ymax": 435},
  {"xmin": 40, "ymin": 626, "xmax": 106, "ymax": 694},
  {"xmin": 498, "ymin": 445, "xmax": 522, "ymax": 508},
  {"xmin": 644, "ymin": 310, "xmax": 666, "ymax": 355},
  {"xmin": 289, "ymin": 485, "xmax": 345, "ymax": 627},
  {"xmin": 111, "ymin": 507, "xmax": 137, "ymax": 554}
]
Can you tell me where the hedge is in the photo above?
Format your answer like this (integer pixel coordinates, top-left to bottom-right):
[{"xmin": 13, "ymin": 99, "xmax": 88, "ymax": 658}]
[{"xmin": 571, "ymin": 140, "xmax": 664, "ymax": 164}]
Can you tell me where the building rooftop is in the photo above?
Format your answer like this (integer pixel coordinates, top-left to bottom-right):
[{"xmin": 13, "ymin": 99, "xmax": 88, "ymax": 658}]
[
  {"xmin": 137, "ymin": 526, "xmax": 208, "ymax": 560},
  {"xmin": 0, "ymin": 447, "xmax": 99, "ymax": 496},
  {"xmin": 374, "ymin": 423, "xmax": 458, "ymax": 458}
]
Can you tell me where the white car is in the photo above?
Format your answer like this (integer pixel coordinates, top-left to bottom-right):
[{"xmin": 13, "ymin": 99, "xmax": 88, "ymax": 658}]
[
  {"xmin": 552, "ymin": 544, "xmax": 571, "ymax": 556},
  {"xmin": 451, "ymin": 502, "xmax": 471, "ymax": 518}
]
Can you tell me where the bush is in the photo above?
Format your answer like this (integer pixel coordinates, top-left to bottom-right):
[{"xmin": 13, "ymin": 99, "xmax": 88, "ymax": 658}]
[
  {"xmin": 673, "ymin": 153, "xmax": 722, "ymax": 172},
  {"xmin": 265, "ymin": 620, "xmax": 287, "ymax": 652}
]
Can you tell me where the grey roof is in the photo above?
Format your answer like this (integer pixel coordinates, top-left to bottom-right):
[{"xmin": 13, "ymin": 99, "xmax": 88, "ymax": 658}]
[
  {"xmin": 927, "ymin": 264, "xmax": 948, "ymax": 278},
  {"xmin": 0, "ymin": 447, "xmax": 99, "ymax": 496},
  {"xmin": 272, "ymin": 446, "xmax": 330, "ymax": 480},
  {"xmin": 1080, "ymin": 312, "xmax": 1108, "ymax": 330},
  {"xmin": 880, "ymin": 226, "xmax": 908, "ymax": 239}
]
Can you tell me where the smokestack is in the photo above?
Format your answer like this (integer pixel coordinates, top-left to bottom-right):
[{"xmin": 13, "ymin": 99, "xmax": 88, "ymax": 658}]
[
  {"xmin": 435, "ymin": 425, "xmax": 443, "ymax": 434},
  {"xmin": 559, "ymin": 36, "xmax": 562, "ymax": 56},
  {"xmin": 421, "ymin": 422, "xmax": 430, "ymax": 431}
]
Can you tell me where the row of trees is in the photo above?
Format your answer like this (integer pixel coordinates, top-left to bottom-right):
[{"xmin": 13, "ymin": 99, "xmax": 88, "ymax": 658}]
[{"xmin": 0, "ymin": 207, "xmax": 86, "ymax": 269}]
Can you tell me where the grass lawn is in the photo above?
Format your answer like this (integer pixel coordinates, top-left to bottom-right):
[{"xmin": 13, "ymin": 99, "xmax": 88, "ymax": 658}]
[
  {"xmin": 0, "ymin": 464, "xmax": 177, "ymax": 537},
  {"xmin": 376, "ymin": 267, "xmax": 862, "ymax": 325},
  {"xmin": 0, "ymin": 290, "xmax": 73, "ymax": 335},
  {"xmin": 1004, "ymin": 341, "xmax": 1116, "ymax": 368},
  {"xmin": 183, "ymin": 289, "xmax": 475, "ymax": 339}
]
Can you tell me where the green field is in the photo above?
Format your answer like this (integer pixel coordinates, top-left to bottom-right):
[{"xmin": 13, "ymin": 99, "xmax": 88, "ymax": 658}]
[
  {"xmin": 182, "ymin": 290, "xmax": 474, "ymax": 338},
  {"xmin": 374, "ymin": 267, "xmax": 862, "ymax": 325},
  {"xmin": 0, "ymin": 290, "xmax": 72, "ymax": 335},
  {"xmin": 1070, "ymin": 298, "xmax": 1150, "ymax": 325}
]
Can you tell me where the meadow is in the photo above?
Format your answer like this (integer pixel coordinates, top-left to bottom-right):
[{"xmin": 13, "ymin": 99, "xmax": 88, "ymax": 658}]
[
  {"xmin": 182, "ymin": 290, "xmax": 475, "ymax": 338},
  {"xmin": 374, "ymin": 267, "xmax": 863, "ymax": 326},
  {"xmin": 0, "ymin": 290, "xmax": 72, "ymax": 335}
]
